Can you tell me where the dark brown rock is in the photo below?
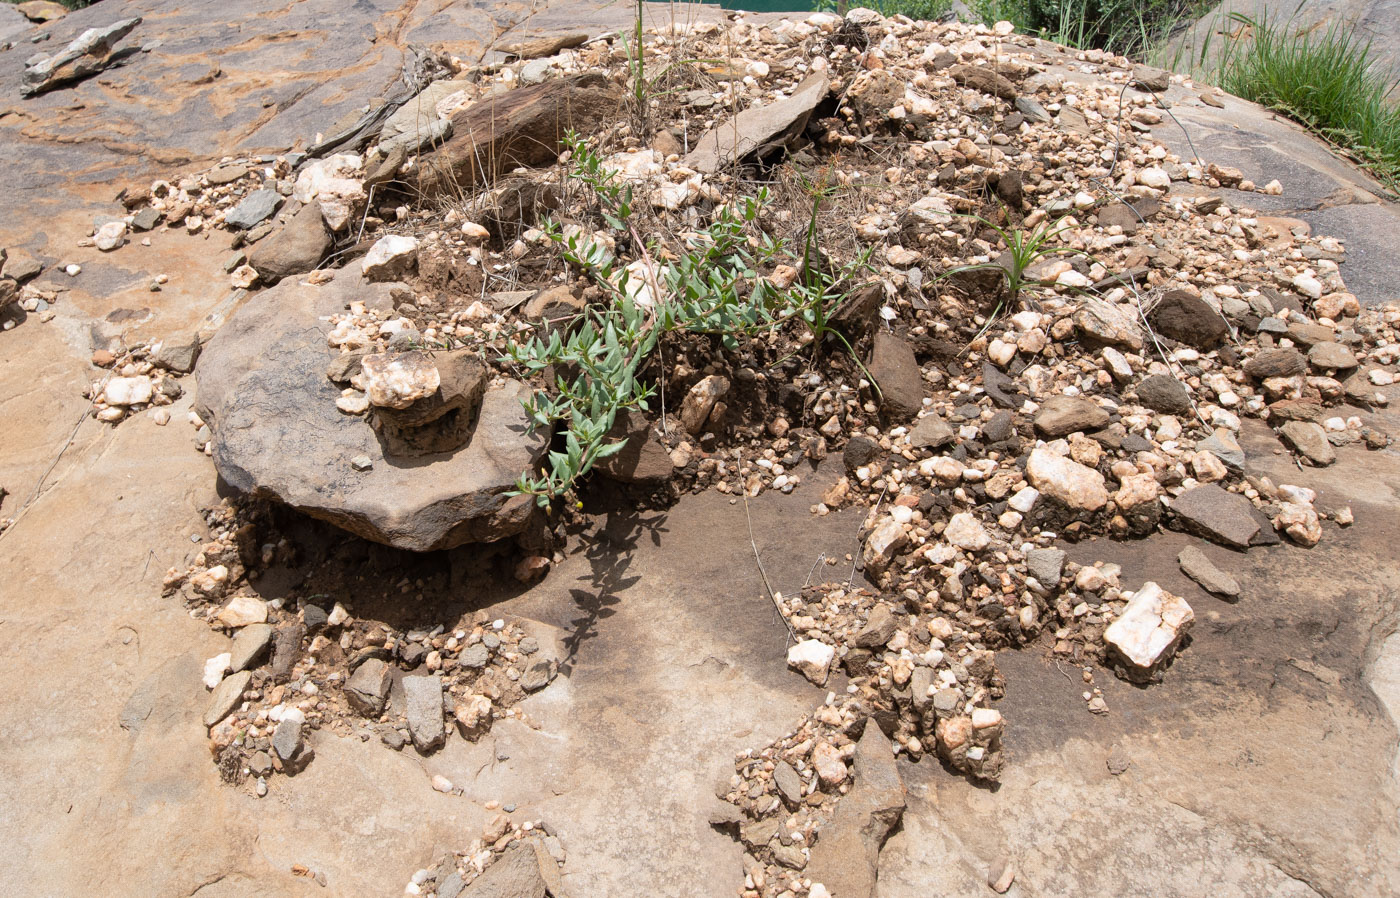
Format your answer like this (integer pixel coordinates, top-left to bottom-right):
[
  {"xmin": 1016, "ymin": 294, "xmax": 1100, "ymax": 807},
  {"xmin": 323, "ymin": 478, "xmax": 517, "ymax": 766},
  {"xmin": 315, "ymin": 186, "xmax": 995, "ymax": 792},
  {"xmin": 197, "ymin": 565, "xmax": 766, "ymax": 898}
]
[
  {"xmin": 1135, "ymin": 374, "xmax": 1192, "ymax": 415},
  {"xmin": 195, "ymin": 275, "xmax": 548, "ymax": 551},
  {"xmin": 1243, "ymin": 348, "xmax": 1306, "ymax": 379},
  {"xmin": 248, "ymin": 202, "xmax": 331, "ymax": 282},
  {"xmin": 371, "ymin": 351, "xmax": 488, "ymax": 457},
  {"xmin": 1034, "ymin": 395, "xmax": 1110, "ymax": 438},
  {"xmin": 947, "ymin": 64, "xmax": 1016, "ymax": 100},
  {"xmin": 868, "ymin": 332, "xmax": 924, "ymax": 421},
  {"xmin": 594, "ymin": 409, "xmax": 674, "ymax": 484},
  {"xmin": 1149, "ymin": 289, "xmax": 1229, "ymax": 350}
]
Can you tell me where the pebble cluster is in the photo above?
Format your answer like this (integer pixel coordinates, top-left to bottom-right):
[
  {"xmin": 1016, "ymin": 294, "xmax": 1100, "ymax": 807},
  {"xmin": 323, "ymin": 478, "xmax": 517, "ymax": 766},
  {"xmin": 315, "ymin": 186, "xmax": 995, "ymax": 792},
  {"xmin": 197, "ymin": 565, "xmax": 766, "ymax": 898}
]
[
  {"xmin": 103, "ymin": 6, "xmax": 1400, "ymax": 894},
  {"xmin": 168, "ymin": 500, "xmax": 558, "ymax": 792}
]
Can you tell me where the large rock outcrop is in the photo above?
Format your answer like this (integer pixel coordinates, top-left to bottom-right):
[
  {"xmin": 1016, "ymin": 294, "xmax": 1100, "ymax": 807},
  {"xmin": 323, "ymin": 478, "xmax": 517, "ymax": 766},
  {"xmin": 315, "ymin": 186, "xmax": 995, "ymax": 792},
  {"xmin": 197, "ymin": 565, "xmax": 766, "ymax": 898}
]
[{"xmin": 195, "ymin": 274, "xmax": 547, "ymax": 551}]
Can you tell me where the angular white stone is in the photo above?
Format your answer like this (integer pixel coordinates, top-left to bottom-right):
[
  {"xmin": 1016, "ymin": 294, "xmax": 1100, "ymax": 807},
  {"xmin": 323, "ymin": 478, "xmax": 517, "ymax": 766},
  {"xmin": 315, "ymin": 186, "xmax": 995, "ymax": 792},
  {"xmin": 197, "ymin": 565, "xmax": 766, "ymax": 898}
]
[
  {"xmin": 94, "ymin": 221, "xmax": 126, "ymax": 252},
  {"xmin": 1025, "ymin": 447, "xmax": 1108, "ymax": 511},
  {"xmin": 216, "ymin": 594, "xmax": 268, "ymax": 628},
  {"xmin": 1104, "ymin": 582, "xmax": 1193, "ymax": 672},
  {"xmin": 787, "ymin": 638, "xmax": 835, "ymax": 686},
  {"xmin": 944, "ymin": 512, "xmax": 990, "ymax": 551},
  {"xmin": 203, "ymin": 653, "xmax": 232, "ymax": 689},
  {"xmin": 361, "ymin": 234, "xmax": 420, "ymax": 282},
  {"xmin": 1137, "ymin": 167, "xmax": 1170, "ymax": 189},
  {"xmin": 104, "ymin": 376, "xmax": 153, "ymax": 407},
  {"xmin": 361, "ymin": 351, "xmax": 439, "ymax": 409}
]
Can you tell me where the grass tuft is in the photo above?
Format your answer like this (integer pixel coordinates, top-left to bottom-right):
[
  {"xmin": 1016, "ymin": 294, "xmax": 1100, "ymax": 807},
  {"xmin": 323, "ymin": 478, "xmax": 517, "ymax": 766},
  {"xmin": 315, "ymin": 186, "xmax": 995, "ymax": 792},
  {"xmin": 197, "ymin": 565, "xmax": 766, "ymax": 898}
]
[{"xmin": 1203, "ymin": 13, "xmax": 1400, "ymax": 191}]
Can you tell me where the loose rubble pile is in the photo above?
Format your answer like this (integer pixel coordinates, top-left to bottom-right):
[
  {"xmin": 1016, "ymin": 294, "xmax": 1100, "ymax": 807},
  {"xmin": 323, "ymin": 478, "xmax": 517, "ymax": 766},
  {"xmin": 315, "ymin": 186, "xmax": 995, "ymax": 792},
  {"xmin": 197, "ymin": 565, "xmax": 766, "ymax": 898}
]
[
  {"xmin": 404, "ymin": 820, "xmax": 568, "ymax": 898},
  {"xmin": 82, "ymin": 5, "xmax": 1400, "ymax": 895},
  {"xmin": 167, "ymin": 500, "xmax": 559, "ymax": 793}
]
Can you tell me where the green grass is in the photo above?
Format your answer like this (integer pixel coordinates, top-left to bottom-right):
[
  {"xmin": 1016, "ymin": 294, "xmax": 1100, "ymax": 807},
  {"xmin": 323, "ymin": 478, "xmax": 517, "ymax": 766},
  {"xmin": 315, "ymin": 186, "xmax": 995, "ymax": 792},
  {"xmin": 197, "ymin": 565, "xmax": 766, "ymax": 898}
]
[{"xmin": 1193, "ymin": 14, "xmax": 1400, "ymax": 192}]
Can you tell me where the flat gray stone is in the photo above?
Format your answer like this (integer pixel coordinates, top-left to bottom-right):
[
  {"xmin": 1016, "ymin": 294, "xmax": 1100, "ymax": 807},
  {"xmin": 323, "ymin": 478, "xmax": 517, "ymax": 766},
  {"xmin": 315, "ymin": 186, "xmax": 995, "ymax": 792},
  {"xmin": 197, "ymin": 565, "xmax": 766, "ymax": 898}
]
[
  {"xmin": 194, "ymin": 275, "xmax": 548, "ymax": 551},
  {"xmin": 344, "ymin": 657, "xmax": 392, "ymax": 717},
  {"xmin": 1308, "ymin": 341, "xmax": 1358, "ymax": 372},
  {"xmin": 1026, "ymin": 547, "xmax": 1065, "ymax": 586},
  {"xmin": 1171, "ymin": 484, "xmax": 1260, "ymax": 549},
  {"xmin": 272, "ymin": 713, "xmax": 303, "ymax": 761},
  {"xmin": 1279, "ymin": 420, "xmax": 1336, "ymax": 466},
  {"xmin": 909, "ymin": 414, "xmax": 956, "ymax": 449},
  {"xmin": 1178, "ymin": 545, "xmax": 1241, "ymax": 599},
  {"xmin": 224, "ymin": 189, "xmax": 282, "ymax": 230},
  {"xmin": 403, "ymin": 674, "xmax": 445, "ymax": 753},
  {"xmin": 773, "ymin": 760, "xmax": 804, "ymax": 807},
  {"xmin": 229, "ymin": 622, "xmax": 273, "ymax": 672},
  {"xmin": 202, "ymin": 670, "xmax": 251, "ymax": 728}
]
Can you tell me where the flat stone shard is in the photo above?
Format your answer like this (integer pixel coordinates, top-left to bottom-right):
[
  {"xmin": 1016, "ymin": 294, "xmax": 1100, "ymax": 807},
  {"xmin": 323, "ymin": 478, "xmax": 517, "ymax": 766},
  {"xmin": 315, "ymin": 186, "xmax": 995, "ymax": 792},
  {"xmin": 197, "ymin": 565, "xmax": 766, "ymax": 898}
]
[
  {"xmin": 1178, "ymin": 545, "xmax": 1241, "ymax": 598},
  {"xmin": 868, "ymin": 331, "xmax": 924, "ymax": 420},
  {"xmin": 594, "ymin": 409, "xmax": 674, "ymax": 484},
  {"xmin": 946, "ymin": 64, "xmax": 1016, "ymax": 100},
  {"xmin": 224, "ymin": 189, "xmax": 281, "ymax": 230},
  {"xmin": 1279, "ymin": 420, "xmax": 1336, "ymax": 466},
  {"xmin": 806, "ymin": 725, "xmax": 906, "ymax": 898},
  {"xmin": 1034, "ymin": 395, "xmax": 1109, "ymax": 437},
  {"xmin": 685, "ymin": 71, "xmax": 829, "ymax": 173},
  {"xmin": 1104, "ymin": 582, "xmax": 1194, "ymax": 681},
  {"xmin": 1171, "ymin": 484, "xmax": 1260, "ymax": 549},
  {"xmin": 203, "ymin": 670, "xmax": 251, "ymax": 728},
  {"xmin": 248, "ymin": 202, "xmax": 331, "ymax": 281},
  {"xmin": 404, "ymin": 674, "xmax": 445, "ymax": 754},
  {"xmin": 195, "ymin": 276, "xmax": 547, "ymax": 551},
  {"xmin": 344, "ymin": 658, "xmax": 392, "ymax": 717},
  {"xmin": 21, "ymin": 17, "xmax": 142, "ymax": 98}
]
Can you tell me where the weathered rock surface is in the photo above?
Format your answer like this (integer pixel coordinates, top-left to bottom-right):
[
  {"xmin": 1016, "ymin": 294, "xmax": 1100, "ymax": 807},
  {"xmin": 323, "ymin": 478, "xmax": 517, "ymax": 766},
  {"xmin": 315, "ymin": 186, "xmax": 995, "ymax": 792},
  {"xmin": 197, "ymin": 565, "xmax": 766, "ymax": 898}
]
[
  {"xmin": 1034, "ymin": 395, "xmax": 1109, "ymax": 437},
  {"xmin": 806, "ymin": 724, "xmax": 906, "ymax": 898},
  {"xmin": 1279, "ymin": 420, "xmax": 1337, "ymax": 466},
  {"xmin": 415, "ymin": 73, "xmax": 620, "ymax": 196},
  {"xmin": 1148, "ymin": 289, "xmax": 1229, "ymax": 350},
  {"xmin": 594, "ymin": 409, "xmax": 673, "ymax": 484},
  {"xmin": 345, "ymin": 658, "xmax": 392, "ymax": 718},
  {"xmin": 21, "ymin": 16, "xmax": 142, "ymax": 97},
  {"xmin": 195, "ymin": 275, "xmax": 547, "ymax": 551},
  {"xmin": 1135, "ymin": 374, "xmax": 1192, "ymax": 415},
  {"xmin": 403, "ymin": 674, "xmax": 445, "ymax": 754}
]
